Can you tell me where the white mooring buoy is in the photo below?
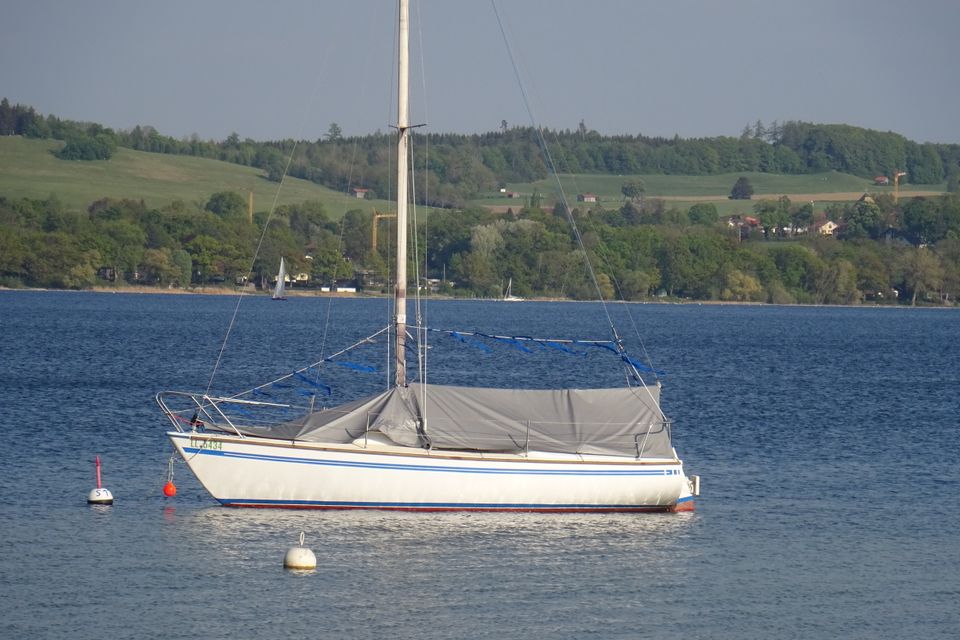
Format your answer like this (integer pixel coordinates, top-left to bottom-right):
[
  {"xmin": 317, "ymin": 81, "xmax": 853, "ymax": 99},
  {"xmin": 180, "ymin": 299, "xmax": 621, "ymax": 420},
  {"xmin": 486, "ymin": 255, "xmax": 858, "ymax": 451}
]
[
  {"xmin": 283, "ymin": 531, "xmax": 317, "ymax": 570},
  {"xmin": 87, "ymin": 455, "xmax": 114, "ymax": 505}
]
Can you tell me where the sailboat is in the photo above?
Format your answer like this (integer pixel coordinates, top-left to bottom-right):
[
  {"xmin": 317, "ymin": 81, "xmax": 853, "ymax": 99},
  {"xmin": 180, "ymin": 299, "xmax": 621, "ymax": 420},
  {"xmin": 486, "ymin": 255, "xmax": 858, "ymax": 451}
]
[
  {"xmin": 157, "ymin": 0, "xmax": 698, "ymax": 512},
  {"xmin": 503, "ymin": 277, "xmax": 524, "ymax": 302},
  {"xmin": 271, "ymin": 257, "xmax": 287, "ymax": 300}
]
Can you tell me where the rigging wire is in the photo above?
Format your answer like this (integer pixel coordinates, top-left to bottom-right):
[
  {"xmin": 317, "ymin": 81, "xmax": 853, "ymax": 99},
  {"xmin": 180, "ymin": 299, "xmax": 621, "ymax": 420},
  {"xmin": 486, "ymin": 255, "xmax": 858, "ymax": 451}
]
[
  {"xmin": 413, "ymin": 0, "xmax": 430, "ymax": 395},
  {"xmin": 203, "ymin": 130, "xmax": 306, "ymax": 398},
  {"xmin": 490, "ymin": 0, "xmax": 662, "ymax": 400},
  {"xmin": 404, "ymin": 0, "xmax": 431, "ymax": 434},
  {"xmin": 231, "ymin": 326, "xmax": 391, "ymax": 401},
  {"xmin": 534, "ymin": 124, "xmax": 664, "ymax": 384},
  {"xmin": 409, "ymin": 134, "xmax": 424, "ymax": 383},
  {"xmin": 384, "ymin": 0, "xmax": 401, "ymax": 391},
  {"xmin": 490, "ymin": 0, "xmax": 664, "ymax": 379},
  {"xmin": 490, "ymin": 2, "xmax": 611, "ymax": 320},
  {"xmin": 313, "ymin": 101, "xmax": 371, "ymax": 387},
  {"xmin": 201, "ymin": 7, "xmax": 343, "ymax": 395},
  {"xmin": 203, "ymin": 6, "xmax": 387, "ymax": 397},
  {"xmin": 587, "ymin": 243, "xmax": 663, "ymax": 381},
  {"xmin": 315, "ymin": 10, "xmax": 395, "ymax": 389},
  {"xmin": 527, "ymin": 112, "xmax": 665, "ymax": 382}
]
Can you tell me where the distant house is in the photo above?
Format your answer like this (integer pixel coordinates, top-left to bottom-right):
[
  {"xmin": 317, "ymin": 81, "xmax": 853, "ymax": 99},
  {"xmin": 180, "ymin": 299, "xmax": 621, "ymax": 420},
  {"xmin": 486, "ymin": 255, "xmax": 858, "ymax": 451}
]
[
  {"xmin": 814, "ymin": 220, "xmax": 839, "ymax": 236},
  {"xmin": 874, "ymin": 176, "xmax": 890, "ymax": 186},
  {"xmin": 353, "ymin": 188, "xmax": 370, "ymax": 199},
  {"xmin": 506, "ymin": 191, "xmax": 522, "ymax": 199},
  {"xmin": 333, "ymin": 280, "xmax": 358, "ymax": 293},
  {"xmin": 320, "ymin": 282, "xmax": 357, "ymax": 293},
  {"xmin": 725, "ymin": 214, "xmax": 760, "ymax": 227},
  {"xmin": 577, "ymin": 193, "xmax": 598, "ymax": 203}
]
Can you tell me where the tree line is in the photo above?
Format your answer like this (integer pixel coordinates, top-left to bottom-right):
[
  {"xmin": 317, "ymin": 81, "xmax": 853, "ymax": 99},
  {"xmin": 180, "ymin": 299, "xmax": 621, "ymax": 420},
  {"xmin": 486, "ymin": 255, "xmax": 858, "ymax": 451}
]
[
  {"xmin": 2, "ymin": 188, "xmax": 958, "ymax": 306},
  {"xmin": 3, "ymin": 98, "xmax": 959, "ymax": 304},
  {"xmin": 3, "ymin": 98, "xmax": 959, "ymax": 208}
]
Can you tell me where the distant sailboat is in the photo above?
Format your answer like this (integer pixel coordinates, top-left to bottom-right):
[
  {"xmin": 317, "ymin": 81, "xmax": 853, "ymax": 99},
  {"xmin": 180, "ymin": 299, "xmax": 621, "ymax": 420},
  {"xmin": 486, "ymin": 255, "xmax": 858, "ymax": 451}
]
[
  {"xmin": 503, "ymin": 277, "xmax": 524, "ymax": 302},
  {"xmin": 271, "ymin": 257, "xmax": 287, "ymax": 300}
]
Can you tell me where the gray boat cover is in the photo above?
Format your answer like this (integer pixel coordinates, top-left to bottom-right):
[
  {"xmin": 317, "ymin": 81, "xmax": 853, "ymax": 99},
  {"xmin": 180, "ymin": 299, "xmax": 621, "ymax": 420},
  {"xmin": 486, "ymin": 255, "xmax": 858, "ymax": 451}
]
[{"xmin": 240, "ymin": 383, "xmax": 672, "ymax": 459}]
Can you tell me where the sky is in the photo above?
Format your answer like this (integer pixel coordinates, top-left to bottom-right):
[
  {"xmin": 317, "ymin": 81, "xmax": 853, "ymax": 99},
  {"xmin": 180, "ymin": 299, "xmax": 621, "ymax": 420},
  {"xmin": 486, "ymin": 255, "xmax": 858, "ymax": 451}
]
[{"xmin": 2, "ymin": 0, "xmax": 959, "ymax": 145}]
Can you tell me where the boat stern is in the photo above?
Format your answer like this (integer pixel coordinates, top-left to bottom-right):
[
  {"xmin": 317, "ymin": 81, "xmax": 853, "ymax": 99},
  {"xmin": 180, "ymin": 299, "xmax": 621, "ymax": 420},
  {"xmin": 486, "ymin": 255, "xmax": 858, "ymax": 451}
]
[{"xmin": 671, "ymin": 472, "xmax": 700, "ymax": 512}]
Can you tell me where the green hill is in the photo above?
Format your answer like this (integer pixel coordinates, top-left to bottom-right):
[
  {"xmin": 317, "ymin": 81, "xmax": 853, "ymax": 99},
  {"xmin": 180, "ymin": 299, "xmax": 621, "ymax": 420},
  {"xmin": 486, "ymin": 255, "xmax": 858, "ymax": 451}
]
[
  {"xmin": 2, "ymin": 135, "xmax": 945, "ymax": 219},
  {"xmin": 0, "ymin": 135, "xmax": 392, "ymax": 217}
]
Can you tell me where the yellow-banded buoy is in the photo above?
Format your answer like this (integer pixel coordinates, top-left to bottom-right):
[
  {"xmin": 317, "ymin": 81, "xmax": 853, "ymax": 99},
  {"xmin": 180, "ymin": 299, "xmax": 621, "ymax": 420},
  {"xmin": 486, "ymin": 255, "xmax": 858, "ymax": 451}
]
[
  {"xmin": 283, "ymin": 531, "xmax": 317, "ymax": 570},
  {"xmin": 87, "ymin": 455, "xmax": 114, "ymax": 505}
]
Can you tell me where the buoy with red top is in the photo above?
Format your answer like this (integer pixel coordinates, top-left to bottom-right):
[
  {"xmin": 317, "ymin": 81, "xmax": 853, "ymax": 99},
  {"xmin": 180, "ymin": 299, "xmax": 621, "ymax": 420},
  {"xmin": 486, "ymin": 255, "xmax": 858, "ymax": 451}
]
[
  {"xmin": 163, "ymin": 456, "xmax": 177, "ymax": 497},
  {"xmin": 87, "ymin": 455, "xmax": 114, "ymax": 505}
]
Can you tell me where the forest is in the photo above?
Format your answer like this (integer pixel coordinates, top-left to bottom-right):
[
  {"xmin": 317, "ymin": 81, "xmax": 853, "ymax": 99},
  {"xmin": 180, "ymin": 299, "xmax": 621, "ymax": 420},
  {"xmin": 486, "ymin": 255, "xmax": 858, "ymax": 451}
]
[
  {"xmin": 2, "ymin": 187, "xmax": 958, "ymax": 306},
  {"xmin": 3, "ymin": 98, "xmax": 959, "ymax": 208},
  {"xmin": 1, "ymin": 98, "xmax": 959, "ymax": 305}
]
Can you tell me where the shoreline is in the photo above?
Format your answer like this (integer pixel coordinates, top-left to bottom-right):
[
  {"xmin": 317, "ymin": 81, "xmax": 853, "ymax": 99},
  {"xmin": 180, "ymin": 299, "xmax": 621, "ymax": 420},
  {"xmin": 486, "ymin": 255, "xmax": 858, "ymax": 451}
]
[
  {"xmin": 1, "ymin": 285, "xmax": 954, "ymax": 309},
  {"xmin": 0, "ymin": 284, "xmax": 368, "ymax": 298}
]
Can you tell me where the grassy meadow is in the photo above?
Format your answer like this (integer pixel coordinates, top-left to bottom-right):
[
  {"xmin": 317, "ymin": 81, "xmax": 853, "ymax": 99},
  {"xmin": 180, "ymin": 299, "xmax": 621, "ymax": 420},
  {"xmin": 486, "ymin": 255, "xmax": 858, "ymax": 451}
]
[
  {"xmin": 481, "ymin": 172, "xmax": 945, "ymax": 215},
  {"xmin": 0, "ymin": 136, "xmax": 394, "ymax": 218},
  {"xmin": 1, "ymin": 135, "xmax": 945, "ymax": 219}
]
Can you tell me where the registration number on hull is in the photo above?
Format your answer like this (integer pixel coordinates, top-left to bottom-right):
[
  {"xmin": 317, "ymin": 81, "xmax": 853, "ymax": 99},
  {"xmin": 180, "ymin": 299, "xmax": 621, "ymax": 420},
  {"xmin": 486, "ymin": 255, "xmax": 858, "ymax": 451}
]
[{"xmin": 189, "ymin": 437, "xmax": 222, "ymax": 451}]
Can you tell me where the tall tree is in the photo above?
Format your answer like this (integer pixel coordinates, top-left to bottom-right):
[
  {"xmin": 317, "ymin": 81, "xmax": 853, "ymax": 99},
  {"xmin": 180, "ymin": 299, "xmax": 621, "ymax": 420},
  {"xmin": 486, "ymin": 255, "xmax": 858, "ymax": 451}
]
[
  {"xmin": 753, "ymin": 120, "xmax": 766, "ymax": 140},
  {"xmin": 205, "ymin": 192, "xmax": 247, "ymax": 220},
  {"xmin": 901, "ymin": 197, "xmax": 945, "ymax": 245},
  {"xmin": 730, "ymin": 176, "xmax": 754, "ymax": 200},
  {"xmin": 897, "ymin": 247, "xmax": 943, "ymax": 305},
  {"xmin": 688, "ymin": 203, "xmax": 719, "ymax": 226},
  {"xmin": 791, "ymin": 202, "xmax": 814, "ymax": 232},
  {"xmin": 325, "ymin": 122, "xmax": 343, "ymax": 141},
  {"xmin": 839, "ymin": 198, "xmax": 883, "ymax": 240},
  {"xmin": 621, "ymin": 179, "xmax": 646, "ymax": 203},
  {"xmin": 0, "ymin": 97, "xmax": 14, "ymax": 135}
]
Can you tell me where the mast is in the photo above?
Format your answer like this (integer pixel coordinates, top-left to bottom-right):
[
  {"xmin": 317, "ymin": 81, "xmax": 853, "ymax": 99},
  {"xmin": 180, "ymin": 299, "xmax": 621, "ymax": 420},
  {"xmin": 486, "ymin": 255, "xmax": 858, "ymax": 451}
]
[{"xmin": 394, "ymin": 0, "xmax": 410, "ymax": 387}]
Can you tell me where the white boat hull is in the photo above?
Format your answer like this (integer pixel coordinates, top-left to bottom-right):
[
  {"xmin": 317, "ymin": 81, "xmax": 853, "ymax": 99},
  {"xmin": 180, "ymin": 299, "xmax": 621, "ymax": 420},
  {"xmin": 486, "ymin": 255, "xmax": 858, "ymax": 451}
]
[{"xmin": 170, "ymin": 432, "xmax": 696, "ymax": 512}]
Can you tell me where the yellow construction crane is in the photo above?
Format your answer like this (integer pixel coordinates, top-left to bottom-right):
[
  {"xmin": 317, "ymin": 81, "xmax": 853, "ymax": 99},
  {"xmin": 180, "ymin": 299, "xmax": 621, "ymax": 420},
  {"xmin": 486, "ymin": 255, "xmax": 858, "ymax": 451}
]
[
  {"xmin": 371, "ymin": 211, "xmax": 397, "ymax": 252},
  {"xmin": 893, "ymin": 170, "xmax": 907, "ymax": 202}
]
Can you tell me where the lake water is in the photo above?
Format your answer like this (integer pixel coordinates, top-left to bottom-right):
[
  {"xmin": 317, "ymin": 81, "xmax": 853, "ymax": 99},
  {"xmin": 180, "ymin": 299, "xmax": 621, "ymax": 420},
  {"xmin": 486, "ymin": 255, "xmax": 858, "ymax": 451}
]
[{"xmin": 1, "ymin": 290, "xmax": 958, "ymax": 639}]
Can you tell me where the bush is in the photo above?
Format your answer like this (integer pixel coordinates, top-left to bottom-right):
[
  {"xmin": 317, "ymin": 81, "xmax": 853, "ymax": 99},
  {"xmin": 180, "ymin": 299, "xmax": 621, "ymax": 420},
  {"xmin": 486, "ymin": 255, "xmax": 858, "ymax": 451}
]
[
  {"xmin": 56, "ymin": 134, "xmax": 116, "ymax": 161},
  {"xmin": 730, "ymin": 176, "xmax": 754, "ymax": 200}
]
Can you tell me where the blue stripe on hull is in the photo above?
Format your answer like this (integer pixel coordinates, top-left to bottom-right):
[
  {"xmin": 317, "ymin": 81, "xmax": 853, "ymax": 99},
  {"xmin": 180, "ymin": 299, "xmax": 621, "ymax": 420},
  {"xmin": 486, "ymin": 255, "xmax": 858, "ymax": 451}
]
[{"xmin": 183, "ymin": 446, "xmax": 678, "ymax": 477}]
